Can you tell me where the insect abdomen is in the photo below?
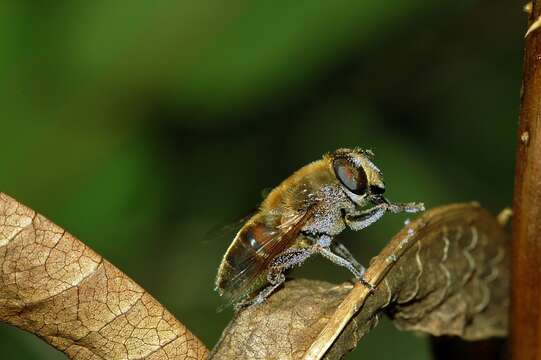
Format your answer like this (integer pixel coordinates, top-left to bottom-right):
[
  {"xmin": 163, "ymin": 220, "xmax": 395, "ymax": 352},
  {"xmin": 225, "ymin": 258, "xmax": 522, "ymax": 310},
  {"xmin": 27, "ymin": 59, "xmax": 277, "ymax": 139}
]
[{"xmin": 216, "ymin": 222, "xmax": 276, "ymax": 296}]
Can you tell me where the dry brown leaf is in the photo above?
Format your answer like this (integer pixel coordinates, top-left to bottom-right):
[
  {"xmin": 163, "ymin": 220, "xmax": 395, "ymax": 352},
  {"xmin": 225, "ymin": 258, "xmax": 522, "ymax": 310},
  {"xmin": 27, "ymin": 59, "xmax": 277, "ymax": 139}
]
[
  {"xmin": 0, "ymin": 193, "xmax": 208, "ymax": 360},
  {"xmin": 210, "ymin": 203, "xmax": 510, "ymax": 359}
]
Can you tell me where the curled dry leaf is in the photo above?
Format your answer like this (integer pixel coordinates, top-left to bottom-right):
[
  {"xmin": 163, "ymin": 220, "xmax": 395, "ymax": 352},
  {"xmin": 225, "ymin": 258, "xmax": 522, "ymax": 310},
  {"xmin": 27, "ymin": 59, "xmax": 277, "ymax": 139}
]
[
  {"xmin": 0, "ymin": 193, "xmax": 208, "ymax": 360},
  {"xmin": 210, "ymin": 203, "xmax": 510, "ymax": 359}
]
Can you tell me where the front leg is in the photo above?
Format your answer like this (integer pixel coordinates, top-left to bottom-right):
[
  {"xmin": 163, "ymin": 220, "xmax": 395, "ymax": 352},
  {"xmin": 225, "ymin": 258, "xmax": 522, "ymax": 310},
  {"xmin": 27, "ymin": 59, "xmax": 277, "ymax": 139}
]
[
  {"xmin": 344, "ymin": 200, "xmax": 425, "ymax": 231},
  {"xmin": 344, "ymin": 204, "xmax": 387, "ymax": 231},
  {"xmin": 385, "ymin": 201, "xmax": 425, "ymax": 214}
]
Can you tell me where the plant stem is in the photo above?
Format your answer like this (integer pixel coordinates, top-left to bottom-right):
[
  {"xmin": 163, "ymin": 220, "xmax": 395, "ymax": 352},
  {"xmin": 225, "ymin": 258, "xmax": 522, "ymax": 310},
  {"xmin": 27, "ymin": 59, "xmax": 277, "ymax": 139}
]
[{"xmin": 511, "ymin": 1, "xmax": 541, "ymax": 358}]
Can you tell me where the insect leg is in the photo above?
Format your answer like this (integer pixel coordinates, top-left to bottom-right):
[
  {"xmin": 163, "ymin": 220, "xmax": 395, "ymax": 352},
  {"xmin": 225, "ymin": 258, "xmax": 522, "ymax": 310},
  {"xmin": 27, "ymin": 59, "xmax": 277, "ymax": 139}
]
[
  {"xmin": 315, "ymin": 237, "xmax": 374, "ymax": 290},
  {"xmin": 344, "ymin": 204, "xmax": 387, "ymax": 231},
  {"xmin": 345, "ymin": 200, "xmax": 424, "ymax": 231},
  {"xmin": 234, "ymin": 270, "xmax": 286, "ymax": 309},
  {"xmin": 317, "ymin": 246, "xmax": 363, "ymax": 278},
  {"xmin": 269, "ymin": 247, "xmax": 314, "ymax": 270},
  {"xmin": 249, "ymin": 271, "xmax": 286, "ymax": 307},
  {"xmin": 249, "ymin": 248, "xmax": 314, "ymax": 307},
  {"xmin": 330, "ymin": 241, "xmax": 366, "ymax": 277},
  {"xmin": 385, "ymin": 201, "xmax": 425, "ymax": 214}
]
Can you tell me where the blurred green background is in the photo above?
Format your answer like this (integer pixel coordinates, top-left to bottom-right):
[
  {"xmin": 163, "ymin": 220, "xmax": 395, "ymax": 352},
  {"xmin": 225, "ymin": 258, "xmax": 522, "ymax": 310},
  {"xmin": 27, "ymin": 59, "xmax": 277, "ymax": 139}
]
[{"xmin": 0, "ymin": 0, "xmax": 523, "ymax": 358}]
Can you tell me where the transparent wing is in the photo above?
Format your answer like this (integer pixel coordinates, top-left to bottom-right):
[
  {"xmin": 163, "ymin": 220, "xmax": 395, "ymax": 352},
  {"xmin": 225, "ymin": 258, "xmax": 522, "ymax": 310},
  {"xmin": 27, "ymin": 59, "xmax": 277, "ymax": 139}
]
[{"xmin": 203, "ymin": 209, "xmax": 259, "ymax": 248}]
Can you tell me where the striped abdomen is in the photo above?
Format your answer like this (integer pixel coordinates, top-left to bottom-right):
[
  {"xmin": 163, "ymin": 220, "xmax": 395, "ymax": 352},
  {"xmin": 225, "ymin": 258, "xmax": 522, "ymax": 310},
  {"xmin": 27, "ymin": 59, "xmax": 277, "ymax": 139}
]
[{"xmin": 216, "ymin": 221, "xmax": 279, "ymax": 299}]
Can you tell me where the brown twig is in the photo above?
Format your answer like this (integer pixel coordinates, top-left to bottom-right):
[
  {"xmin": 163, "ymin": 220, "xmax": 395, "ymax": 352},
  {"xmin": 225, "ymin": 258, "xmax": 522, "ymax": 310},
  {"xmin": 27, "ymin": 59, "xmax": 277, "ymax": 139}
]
[{"xmin": 511, "ymin": 1, "xmax": 541, "ymax": 358}]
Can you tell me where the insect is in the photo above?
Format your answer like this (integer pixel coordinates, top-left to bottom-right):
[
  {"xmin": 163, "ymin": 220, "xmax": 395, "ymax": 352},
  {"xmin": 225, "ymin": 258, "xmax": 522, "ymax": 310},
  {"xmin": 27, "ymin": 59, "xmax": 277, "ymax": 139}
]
[{"xmin": 215, "ymin": 148, "xmax": 424, "ymax": 309}]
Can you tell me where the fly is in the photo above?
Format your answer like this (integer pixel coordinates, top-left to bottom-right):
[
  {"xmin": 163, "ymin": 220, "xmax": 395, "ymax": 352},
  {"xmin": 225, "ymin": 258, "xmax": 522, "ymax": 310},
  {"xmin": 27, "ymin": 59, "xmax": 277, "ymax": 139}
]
[{"xmin": 215, "ymin": 148, "xmax": 424, "ymax": 309}]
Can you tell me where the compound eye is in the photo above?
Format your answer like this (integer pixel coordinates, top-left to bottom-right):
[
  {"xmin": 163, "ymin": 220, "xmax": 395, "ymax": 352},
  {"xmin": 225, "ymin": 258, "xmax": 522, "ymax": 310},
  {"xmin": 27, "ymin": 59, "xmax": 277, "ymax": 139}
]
[{"xmin": 333, "ymin": 158, "xmax": 368, "ymax": 195}]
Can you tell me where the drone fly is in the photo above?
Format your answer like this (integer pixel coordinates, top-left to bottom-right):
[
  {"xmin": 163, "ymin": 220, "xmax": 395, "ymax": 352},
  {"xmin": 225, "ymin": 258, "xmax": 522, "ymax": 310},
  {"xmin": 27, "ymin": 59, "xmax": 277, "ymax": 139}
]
[{"xmin": 215, "ymin": 148, "xmax": 424, "ymax": 309}]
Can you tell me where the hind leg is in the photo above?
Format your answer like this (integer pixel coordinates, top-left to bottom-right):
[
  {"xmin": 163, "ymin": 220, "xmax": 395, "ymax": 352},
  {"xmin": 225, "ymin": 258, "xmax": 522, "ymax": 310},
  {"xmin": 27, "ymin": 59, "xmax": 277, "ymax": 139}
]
[{"xmin": 242, "ymin": 248, "xmax": 314, "ymax": 308}]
